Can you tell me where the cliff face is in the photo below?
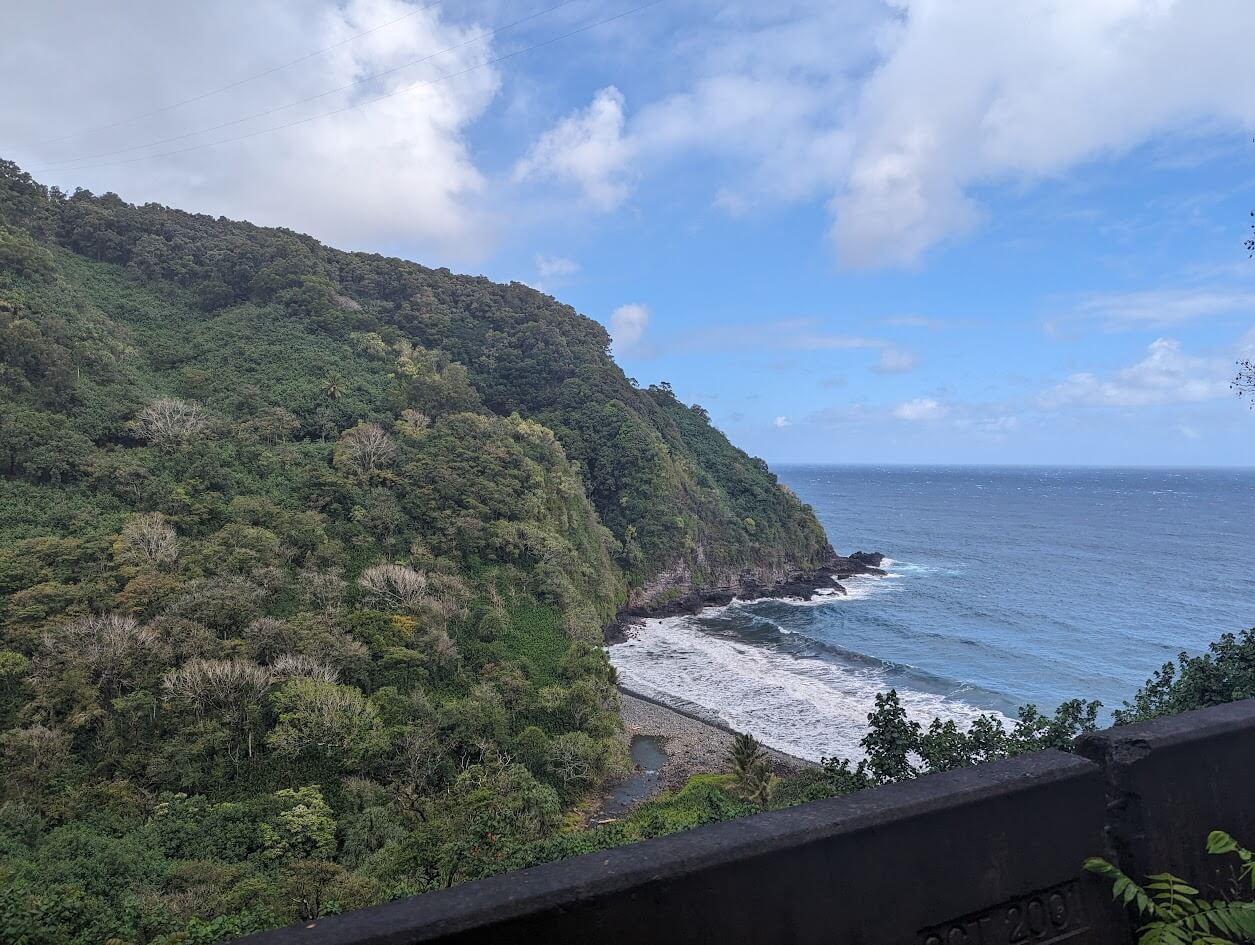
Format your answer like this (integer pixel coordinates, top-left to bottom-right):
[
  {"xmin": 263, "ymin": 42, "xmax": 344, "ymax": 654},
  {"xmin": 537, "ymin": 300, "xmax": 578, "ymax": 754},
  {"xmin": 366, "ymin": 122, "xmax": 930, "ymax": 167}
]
[{"xmin": 620, "ymin": 548, "xmax": 885, "ymax": 620}]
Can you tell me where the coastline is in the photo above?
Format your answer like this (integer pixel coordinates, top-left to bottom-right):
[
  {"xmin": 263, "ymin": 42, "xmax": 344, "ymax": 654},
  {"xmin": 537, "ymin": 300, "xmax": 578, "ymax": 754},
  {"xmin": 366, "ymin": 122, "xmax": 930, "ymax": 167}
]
[
  {"xmin": 604, "ymin": 550, "xmax": 886, "ymax": 643},
  {"xmin": 596, "ymin": 551, "xmax": 884, "ymax": 814}
]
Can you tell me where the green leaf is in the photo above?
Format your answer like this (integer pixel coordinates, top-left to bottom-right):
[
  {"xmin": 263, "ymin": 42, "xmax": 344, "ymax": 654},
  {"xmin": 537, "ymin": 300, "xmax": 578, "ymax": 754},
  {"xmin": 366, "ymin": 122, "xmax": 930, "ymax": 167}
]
[{"xmin": 1207, "ymin": 831, "xmax": 1239, "ymax": 855}]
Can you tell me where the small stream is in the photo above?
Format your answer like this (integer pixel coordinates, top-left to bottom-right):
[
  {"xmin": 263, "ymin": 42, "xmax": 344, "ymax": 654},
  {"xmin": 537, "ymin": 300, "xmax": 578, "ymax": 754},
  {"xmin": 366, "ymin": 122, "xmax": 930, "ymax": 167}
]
[{"xmin": 601, "ymin": 735, "xmax": 668, "ymax": 818}]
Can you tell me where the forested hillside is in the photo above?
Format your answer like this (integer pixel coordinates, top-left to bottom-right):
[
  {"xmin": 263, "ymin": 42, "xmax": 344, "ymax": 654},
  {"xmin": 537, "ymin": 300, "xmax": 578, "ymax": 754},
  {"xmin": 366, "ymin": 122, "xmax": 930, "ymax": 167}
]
[{"xmin": 0, "ymin": 159, "xmax": 834, "ymax": 942}]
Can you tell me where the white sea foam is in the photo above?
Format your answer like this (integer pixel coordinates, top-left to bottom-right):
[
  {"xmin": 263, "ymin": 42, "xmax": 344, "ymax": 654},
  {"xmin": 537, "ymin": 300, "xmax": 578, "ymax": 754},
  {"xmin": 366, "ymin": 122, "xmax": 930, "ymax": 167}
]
[
  {"xmin": 735, "ymin": 572, "xmax": 896, "ymax": 609},
  {"xmin": 609, "ymin": 615, "xmax": 1008, "ymax": 762}
]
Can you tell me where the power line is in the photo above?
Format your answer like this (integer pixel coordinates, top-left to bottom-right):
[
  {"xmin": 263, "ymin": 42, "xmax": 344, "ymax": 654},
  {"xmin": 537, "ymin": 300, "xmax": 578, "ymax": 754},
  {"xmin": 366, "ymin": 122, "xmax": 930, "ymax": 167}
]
[
  {"xmin": 40, "ymin": 0, "xmax": 584, "ymax": 168},
  {"xmin": 34, "ymin": 0, "xmax": 444, "ymax": 148},
  {"xmin": 46, "ymin": 0, "xmax": 662, "ymax": 175}
]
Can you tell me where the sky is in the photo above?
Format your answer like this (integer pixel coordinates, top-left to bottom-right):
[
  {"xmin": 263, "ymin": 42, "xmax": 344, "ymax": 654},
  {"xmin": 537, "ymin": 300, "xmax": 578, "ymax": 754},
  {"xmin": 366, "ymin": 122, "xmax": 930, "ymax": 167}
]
[{"xmin": 4, "ymin": 0, "xmax": 1255, "ymax": 465}]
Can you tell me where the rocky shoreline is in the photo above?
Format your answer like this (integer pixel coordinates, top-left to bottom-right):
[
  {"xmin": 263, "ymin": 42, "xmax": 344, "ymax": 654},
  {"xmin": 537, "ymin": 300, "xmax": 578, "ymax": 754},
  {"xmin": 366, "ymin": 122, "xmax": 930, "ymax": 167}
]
[{"xmin": 604, "ymin": 550, "xmax": 886, "ymax": 643}]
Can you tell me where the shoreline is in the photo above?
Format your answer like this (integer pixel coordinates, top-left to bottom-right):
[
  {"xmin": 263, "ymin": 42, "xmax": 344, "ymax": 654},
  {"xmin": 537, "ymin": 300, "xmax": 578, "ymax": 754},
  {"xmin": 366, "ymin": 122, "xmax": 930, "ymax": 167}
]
[{"xmin": 604, "ymin": 551, "xmax": 886, "ymax": 643}]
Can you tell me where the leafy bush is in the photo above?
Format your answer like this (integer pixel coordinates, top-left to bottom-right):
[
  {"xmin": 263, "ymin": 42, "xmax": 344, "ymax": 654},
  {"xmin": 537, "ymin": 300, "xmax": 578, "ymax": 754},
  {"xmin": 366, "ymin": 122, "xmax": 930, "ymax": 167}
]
[{"xmin": 1086, "ymin": 831, "xmax": 1255, "ymax": 944}]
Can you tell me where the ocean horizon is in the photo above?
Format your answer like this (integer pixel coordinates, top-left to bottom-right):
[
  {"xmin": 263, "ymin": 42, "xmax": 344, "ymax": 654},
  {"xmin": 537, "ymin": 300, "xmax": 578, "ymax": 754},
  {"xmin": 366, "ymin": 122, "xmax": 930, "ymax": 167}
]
[{"xmin": 609, "ymin": 464, "xmax": 1255, "ymax": 761}]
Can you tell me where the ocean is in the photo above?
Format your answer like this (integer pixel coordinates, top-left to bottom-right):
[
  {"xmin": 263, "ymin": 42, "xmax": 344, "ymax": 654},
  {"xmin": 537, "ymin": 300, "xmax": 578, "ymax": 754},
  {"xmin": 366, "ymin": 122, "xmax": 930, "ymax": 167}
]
[{"xmin": 608, "ymin": 465, "xmax": 1255, "ymax": 762}]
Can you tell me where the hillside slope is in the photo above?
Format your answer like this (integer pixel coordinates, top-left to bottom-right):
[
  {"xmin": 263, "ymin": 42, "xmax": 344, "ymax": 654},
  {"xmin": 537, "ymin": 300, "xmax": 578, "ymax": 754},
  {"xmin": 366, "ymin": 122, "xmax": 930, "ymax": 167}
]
[{"xmin": 0, "ymin": 159, "xmax": 837, "ymax": 942}]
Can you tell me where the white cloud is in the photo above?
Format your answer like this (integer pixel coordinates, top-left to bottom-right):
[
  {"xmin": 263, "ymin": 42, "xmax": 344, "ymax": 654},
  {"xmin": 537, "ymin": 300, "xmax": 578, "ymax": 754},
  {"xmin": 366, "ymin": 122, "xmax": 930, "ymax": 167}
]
[
  {"xmin": 535, "ymin": 255, "xmax": 579, "ymax": 280},
  {"xmin": 1040, "ymin": 338, "xmax": 1229, "ymax": 408},
  {"xmin": 831, "ymin": 0, "xmax": 1255, "ymax": 267},
  {"xmin": 773, "ymin": 415, "xmax": 791, "ymax": 428},
  {"xmin": 513, "ymin": 86, "xmax": 634, "ymax": 210},
  {"xmin": 884, "ymin": 315, "xmax": 939, "ymax": 328},
  {"xmin": 609, "ymin": 303, "xmax": 650, "ymax": 355},
  {"xmin": 873, "ymin": 347, "xmax": 919, "ymax": 374},
  {"xmin": 2, "ymin": 0, "xmax": 501, "ymax": 258},
  {"xmin": 1072, "ymin": 289, "xmax": 1255, "ymax": 328},
  {"xmin": 893, "ymin": 397, "xmax": 946, "ymax": 421},
  {"xmin": 517, "ymin": 1, "xmax": 1255, "ymax": 267}
]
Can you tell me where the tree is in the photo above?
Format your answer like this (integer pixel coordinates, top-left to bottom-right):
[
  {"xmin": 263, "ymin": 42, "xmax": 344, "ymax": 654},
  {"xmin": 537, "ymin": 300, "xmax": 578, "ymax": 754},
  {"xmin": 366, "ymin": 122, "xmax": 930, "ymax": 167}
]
[
  {"xmin": 116, "ymin": 512, "xmax": 179, "ymax": 569},
  {"xmin": 547, "ymin": 731, "xmax": 606, "ymax": 796},
  {"xmin": 0, "ymin": 724, "xmax": 72, "ymax": 801},
  {"xmin": 860, "ymin": 690, "xmax": 921, "ymax": 784},
  {"xmin": 726, "ymin": 732, "xmax": 776, "ymax": 809},
  {"xmin": 396, "ymin": 408, "xmax": 431, "ymax": 438},
  {"xmin": 334, "ymin": 422, "xmax": 395, "ymax": 475},
  {"xmin": 39, "ymin": 612, "xmax": 163, "ymax": 702},
  {"xmin": 358, "ymin": 564, "xmax": 431, "ymax": 612},
  {"xmin": 1116, "ymin": 628, "xmax": 1255, "ymax": 723},
  {"xmin": 133, "ymin": 397, "xmax": 209, "ymax": 449},
  {"xmin": 162, "ymin": 657, "xmax": 273, "ymax": 759},
  {"xmin": 260, "ymin": 786, "xmax": 337, "ymax": 863},
  {"xmin": 270, "ymin": 653, "xmax": 340, "ymax": 684},
  {"xmin": 267, "ymin": 678, "xmax": 386, "ymax": 770},
  {"xmin": 299, "ymin": 568, "xmax": 345, "ymax": 622},
  {"xmin": 1235, "ymin": 360, "xmax": 1255, "ymax": 405},
  {"xmin": 0, "ymin": 407, "xmax": 93, "ymax": 482}
]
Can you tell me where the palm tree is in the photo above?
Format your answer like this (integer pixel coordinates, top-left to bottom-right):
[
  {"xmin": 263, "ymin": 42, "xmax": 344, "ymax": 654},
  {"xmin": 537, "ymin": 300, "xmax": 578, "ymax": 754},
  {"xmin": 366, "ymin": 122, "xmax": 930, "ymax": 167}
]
[
  {"xmin": 727, "ymin": 732, "xmax": 775, "ymax": 809},
  {"xmin": 322, "ymin": 372, "xmax": 345, "ymax": 400}
]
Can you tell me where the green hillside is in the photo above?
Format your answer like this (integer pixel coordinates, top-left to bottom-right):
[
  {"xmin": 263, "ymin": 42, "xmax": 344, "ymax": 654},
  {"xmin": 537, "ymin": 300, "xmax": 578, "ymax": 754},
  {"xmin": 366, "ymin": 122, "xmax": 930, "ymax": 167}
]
[{"xmin": 0, "ymin": 160, "xmax": 834, "ymax": 943}]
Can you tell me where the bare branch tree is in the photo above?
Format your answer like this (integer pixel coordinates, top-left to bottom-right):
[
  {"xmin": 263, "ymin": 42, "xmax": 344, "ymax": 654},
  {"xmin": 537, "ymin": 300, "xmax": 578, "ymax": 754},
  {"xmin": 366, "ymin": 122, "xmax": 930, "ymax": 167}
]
[
  {"xmin": 134, "ymin": 397, "xmax": 209, "ymax": 449},
  {"xmin": 270, "ymin": 653, "xmax": 340, "ymax": 684},
  {"xmin": 1234, "ymin": 359, "xmax": 1255, "ymax": 405},
  {"xmin": 40, "ymin": 613, "xmax": 162, "ymax": 698},
  {"xmin": 299, "ymin": 568, "xmax": 346, "ymax": 621},
  {"xmin": 162, "ymin": 657, "xmax": 273, "ymax": 760},
  {"xmin": 118, "ymin": 512, "xmax": 179, "ymax": 568},
  {"xmin": 358, "ymin": 563, "xmax": 430, "ymax": 611},
  {"xmin": 161, "ymin": 657, "xmax": 273, "ymax": 715},
  {"xmin": 335, "ymin": 422, "xmax": 396, "ymax": 474}
]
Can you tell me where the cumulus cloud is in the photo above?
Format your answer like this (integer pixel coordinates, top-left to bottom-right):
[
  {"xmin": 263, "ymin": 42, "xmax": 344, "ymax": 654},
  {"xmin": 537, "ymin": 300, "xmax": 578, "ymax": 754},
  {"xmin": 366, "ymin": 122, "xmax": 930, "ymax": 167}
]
[
  {"xmin": 830, "ymin": 0, "xmax": 1255, "ymax": 267},
  {"xmin": 873, "ymin": 347, "xmax": 919, "ymax": 374},
  {"xmin": 519, "ymin": 1, "xmax": 1255, "ymax": 267},
  {"xmin": 893, "ymin": 397, "xmax": 946, "ymax": 421},
  {"xmin": 1040, "ymin": 338, "xmax": 1229, "ymax": 408},
  {"xmin": 773, "ymin": 415, "xmax": 791, "ymax": 428},
  {"xmin": 609, "ymin": 303, "xmax": 650, "ymax": 355},
  {"xmin": 513, "ymin": 86, "xmax": 634, "ymax": 210},
  {"xmin": 1, "ymin": 0, "xmax": 501, "ymax": 257}
]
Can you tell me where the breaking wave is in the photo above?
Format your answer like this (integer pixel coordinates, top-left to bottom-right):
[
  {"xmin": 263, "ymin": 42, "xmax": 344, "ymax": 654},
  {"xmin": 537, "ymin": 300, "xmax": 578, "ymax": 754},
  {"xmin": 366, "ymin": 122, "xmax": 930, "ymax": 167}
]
[{"xmin": 609, "ymin": 611, "xmax": 1009, "ymax": 762}]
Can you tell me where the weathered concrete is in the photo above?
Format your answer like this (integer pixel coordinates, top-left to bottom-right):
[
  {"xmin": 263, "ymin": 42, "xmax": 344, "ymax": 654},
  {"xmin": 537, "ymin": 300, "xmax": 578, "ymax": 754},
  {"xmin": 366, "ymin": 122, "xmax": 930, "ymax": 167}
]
[
  {"xmin": 1076, "ymin": 696, "xmax": 1255, "ymax": 899},
  {"xmin": 237, "ymin": 750, "xmax": 1123, "ymax": 945}
]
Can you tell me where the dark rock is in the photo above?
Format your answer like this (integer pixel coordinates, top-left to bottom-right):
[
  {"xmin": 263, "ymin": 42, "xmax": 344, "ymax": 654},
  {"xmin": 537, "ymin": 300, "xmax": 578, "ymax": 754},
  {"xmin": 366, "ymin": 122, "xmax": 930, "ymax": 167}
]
[
  {"xmin": 848, "ymin": 550, "xmax": 884, "ymax": 568},
  {"xmin": 605, "ymin": 550, "xmax": 890, "ymax": 639}
]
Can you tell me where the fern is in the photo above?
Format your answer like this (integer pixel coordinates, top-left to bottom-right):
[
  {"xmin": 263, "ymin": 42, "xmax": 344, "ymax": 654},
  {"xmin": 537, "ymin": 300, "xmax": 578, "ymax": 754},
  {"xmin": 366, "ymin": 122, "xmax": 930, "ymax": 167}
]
[{"xmin": 1086, "ymin": 833, "xmax": 1255, "ymax": 945}]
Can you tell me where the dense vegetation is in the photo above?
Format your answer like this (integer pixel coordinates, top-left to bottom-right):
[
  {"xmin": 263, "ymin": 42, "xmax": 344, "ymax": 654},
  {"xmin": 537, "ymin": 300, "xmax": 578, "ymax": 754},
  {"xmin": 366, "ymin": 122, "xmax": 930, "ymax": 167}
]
[{"xmin": 0, "ymin": 159, "xmax": 833, "ymax": 943}]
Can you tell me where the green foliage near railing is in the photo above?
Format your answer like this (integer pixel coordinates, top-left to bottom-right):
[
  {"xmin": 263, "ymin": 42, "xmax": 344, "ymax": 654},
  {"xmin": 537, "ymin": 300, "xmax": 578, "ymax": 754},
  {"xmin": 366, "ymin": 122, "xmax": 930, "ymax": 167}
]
[
  {"xmin": 1116, "ymin": 629, "xmax": 1255, "ymax": 724},
  {"xmin": 1085, "ymin": 831, "xmax": 1255, "ymax": 945}
]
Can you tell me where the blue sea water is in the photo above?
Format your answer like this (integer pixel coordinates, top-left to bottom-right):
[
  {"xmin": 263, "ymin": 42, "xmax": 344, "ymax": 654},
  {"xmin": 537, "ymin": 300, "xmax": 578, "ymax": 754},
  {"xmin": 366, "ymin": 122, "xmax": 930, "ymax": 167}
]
[{"xmin": 608, "ymin": 466, "xmax": 1255, "ymax": 761}]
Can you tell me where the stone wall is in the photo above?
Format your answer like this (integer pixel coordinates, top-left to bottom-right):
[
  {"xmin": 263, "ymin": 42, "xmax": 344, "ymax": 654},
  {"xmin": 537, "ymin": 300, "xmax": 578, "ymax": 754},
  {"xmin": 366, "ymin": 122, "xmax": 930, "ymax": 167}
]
[{"xmin": 236, "ymin": 698, "xmax": 1255, "ymax": 945}]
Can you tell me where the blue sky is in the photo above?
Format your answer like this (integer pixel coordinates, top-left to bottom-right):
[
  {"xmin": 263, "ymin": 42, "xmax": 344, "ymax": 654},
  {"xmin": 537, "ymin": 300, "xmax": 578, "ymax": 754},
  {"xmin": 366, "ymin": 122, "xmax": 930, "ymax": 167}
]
[{"xmin": 5, "ymin": 0, "xmax": 1255, "ymax": 465}]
